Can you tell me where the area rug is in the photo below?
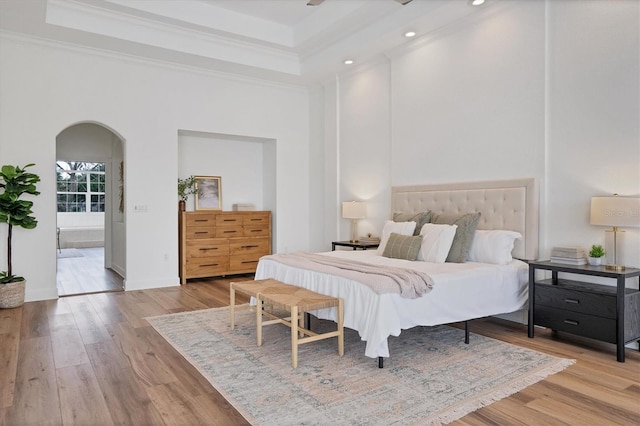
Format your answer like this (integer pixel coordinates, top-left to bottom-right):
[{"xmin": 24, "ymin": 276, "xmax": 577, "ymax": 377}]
[
  {"xmin": 147, "ymin": 306, "xmax": 574, "ymax": 425},
  {"xmin": 56, "ymin": 248, "xmax": 84, "ymax": 259}
]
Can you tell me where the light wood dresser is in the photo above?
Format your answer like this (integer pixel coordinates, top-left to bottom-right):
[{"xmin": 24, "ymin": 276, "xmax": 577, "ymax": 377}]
[{"xmin": 179, "ymin": 211, "xmax": 271, "ymax": 284}]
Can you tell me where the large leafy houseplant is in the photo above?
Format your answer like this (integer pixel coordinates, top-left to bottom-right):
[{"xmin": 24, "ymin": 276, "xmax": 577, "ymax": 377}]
[{"xmin": 0, "ymin": 164, "xmax": 40, "ymax": 285}]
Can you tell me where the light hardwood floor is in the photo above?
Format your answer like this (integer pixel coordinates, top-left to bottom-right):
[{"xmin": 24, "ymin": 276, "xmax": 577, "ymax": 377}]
[
  {"xmin": 1, "ymin": 276, "xmax": 639, "ymax": 425},
  {"xmin": 56, "ymin": 248, "xmax": 123, "ymax": 296}
]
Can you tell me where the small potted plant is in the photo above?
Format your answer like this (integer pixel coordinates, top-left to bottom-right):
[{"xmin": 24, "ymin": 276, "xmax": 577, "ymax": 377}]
[
  {"xmin": 588, "ymin": 244, "xmax": 605, "ymax": 266},
  {"xmin": 177, "ymin": 176, "xmax": 196, "ymax": 211},
  {"xmin": 0, "ymin": 164, "xmax": 40, "ymax": 308}
]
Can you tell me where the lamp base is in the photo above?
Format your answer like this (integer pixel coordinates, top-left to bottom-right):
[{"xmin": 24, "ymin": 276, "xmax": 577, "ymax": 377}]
[{"xmin": 605, "ymin": 264, "xmax": 626, "ymax": 271}]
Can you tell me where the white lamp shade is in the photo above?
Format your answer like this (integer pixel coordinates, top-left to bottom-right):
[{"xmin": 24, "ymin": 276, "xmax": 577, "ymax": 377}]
[
  {"xmin": 590, "ymin": 196, "xmax": 640, "ymax": 227},
  {"xmin": 342, "ymin": 201, "xmax": 366, "ymax": 219}
]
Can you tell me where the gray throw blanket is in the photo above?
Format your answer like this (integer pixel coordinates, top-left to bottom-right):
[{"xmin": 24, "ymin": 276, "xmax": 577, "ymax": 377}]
[{"xmin": 262, "ymin": 252, "xmax": 434, "ymax": 299}]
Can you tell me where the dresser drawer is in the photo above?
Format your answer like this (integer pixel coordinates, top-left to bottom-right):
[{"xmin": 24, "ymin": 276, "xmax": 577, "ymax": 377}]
[
  {"xmin": 216, "ymin": 214, "xmax": 244, "ymax": 226},
  {"xmin": 186, "ymin": 227, "xmax": 217, "ymax": 239},
  {"xmin": 215, "ymin": 226, "xmax": 244, "ymax": 238},
  {"xmin": 186, "ymin": 240, "xmax": 229, "ymax": 258},
  {"xmin": 185, "ymin": 257, "xmax": 229, "ymax": 277},
  {"xmin": 243, "ymin": 212, "xmax": 270, "ymax": 225},
  {"xmin": 534, "ymin": 305, "xmax": 616, "ymax": 343},
  {"xmin": 243, "ymin": 225, "xmax": 270, "ymax": 237},
  {"xmin": 185, "ymin": 213, "xmax": 216, "ymax": 227},
  {"xmin": 535, "ymin": 285, "xmax": 616, "ymax": 319},
  {"xmin": 229, "ymin": 254, "xmax": 262, "ymax": 272},
  {"xmin": 229, "ymin": 237, "xmax": 270, "ymax": 255}
]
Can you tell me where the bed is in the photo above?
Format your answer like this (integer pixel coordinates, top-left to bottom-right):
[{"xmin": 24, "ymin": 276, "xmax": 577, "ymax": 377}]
[{"xmin": 255, "ymin": 178, "xmax": 539, "ymax": 365}]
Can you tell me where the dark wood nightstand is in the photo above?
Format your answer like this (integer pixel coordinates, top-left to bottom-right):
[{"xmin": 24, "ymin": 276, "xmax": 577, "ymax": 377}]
[
  {"xmin": 528, "ymin": 260, "xmax": 640, "ymax": 362},
  {"xmin": 331, "ymin": 241, "xmax": 379, "ymax": 251}
]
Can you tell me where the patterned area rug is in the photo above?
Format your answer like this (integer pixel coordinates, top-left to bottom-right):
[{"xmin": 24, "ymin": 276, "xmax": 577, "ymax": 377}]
[{"xmin": 147, "ymin": 306, "xmax": 574, "ymax": 425}]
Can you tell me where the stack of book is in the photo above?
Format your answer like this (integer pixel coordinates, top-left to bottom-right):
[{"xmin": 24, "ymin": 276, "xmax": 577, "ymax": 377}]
[
  {"xmin": 359, "ymin": 236, "xmax": 380, "ymax": 245},
  {"xmin": 550, "ymin": 246, "xmax": 587, "ymax": 265}
]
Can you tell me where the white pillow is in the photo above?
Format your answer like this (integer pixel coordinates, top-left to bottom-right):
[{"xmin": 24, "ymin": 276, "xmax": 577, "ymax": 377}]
[
  {"xmin": 467, "ymin": 230, "xmax": 522, "ymax": 265},
  {"xmin": 376, "ymin": 220, "xmax": 417, "ymax": 255},
  {"xmin": 417, "ymin": 223, "xmax": 458, "ymax": 263}
]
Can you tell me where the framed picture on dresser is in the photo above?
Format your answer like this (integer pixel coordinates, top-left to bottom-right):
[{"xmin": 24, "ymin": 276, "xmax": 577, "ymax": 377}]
[{"xmin": 194, "ymin": 176, "xmax": 222, "ymax": 210}]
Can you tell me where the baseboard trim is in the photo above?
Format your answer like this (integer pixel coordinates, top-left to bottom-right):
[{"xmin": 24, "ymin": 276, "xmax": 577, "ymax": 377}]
[{"xmin": 124, "ymin": 277, "xmax": 179, "ymax": 291}]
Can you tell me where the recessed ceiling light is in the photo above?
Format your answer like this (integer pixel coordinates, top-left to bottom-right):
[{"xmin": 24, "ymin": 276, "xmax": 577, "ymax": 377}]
[
  {"xmin": 344, "ymin": 59, "xmax": 354, "ymax": 65},
  {"xmin": 404, "ymin": 31, "xmax": 416, "ymax": 38},
  {"xmin": 470, "ymin": 0, "xmax": 485, "ymax": 6}
]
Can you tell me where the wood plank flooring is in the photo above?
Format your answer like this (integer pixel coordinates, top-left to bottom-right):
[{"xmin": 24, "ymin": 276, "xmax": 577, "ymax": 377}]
[
  {"xmin": 1, "ymin": 275, "xmax": 639, "ymax": 425},
  {"xmin": 56, "ymin": 248, "xmax": 123, "ymax": 296}
]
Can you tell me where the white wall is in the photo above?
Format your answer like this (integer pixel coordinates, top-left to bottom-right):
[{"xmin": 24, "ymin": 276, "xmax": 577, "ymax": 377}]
[
  {"xmin": 0, "ymin": 35, "xmax": 310, "ymax": 301},
  {"xmin": 331, "ymin": 0, "xmax": 639, "ymax": 265},
  {"xmin": 177, "ymin": 132, "xmax": 266, "ymax": 211}
]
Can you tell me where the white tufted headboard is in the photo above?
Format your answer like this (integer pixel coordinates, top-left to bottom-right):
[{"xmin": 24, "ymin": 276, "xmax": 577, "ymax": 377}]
[{"xmin": 391, "ymin": 178, "xmax": 539, "ymax": 260}]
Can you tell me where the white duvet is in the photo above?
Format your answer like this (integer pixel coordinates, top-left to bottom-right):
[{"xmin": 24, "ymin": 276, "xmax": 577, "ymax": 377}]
[{"xmin": 255, "ymin": 250, "xmax": 529, "ymax": 359}]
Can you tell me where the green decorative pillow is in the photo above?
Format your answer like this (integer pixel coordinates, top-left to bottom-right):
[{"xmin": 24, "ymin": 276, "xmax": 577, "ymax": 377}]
[
  {"xmin": 393, "ymin": 211, "xmax": 432, "ymax": 236},
  {"xmin": 430, "ymin": 212, "xmax": 481, "ymax": 263},
  {"xmin": 382, "ymin": 233, "xmax": 422, "ymax": 261}
]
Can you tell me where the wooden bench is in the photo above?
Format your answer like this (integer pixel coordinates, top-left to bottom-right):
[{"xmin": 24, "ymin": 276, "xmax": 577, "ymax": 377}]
[{"xmin": 230, "ymin": 279, "xmax": 344, "ymax": 368}]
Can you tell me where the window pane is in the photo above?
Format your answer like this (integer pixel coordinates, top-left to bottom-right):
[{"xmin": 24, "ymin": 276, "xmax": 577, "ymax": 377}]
[
  {"xmin": 90, "ymin": 174, "xmax": 105, "ymax": 192},
  {"xmin": 91, "ymin": 194, "xmax": 105, "ymax": 212}
]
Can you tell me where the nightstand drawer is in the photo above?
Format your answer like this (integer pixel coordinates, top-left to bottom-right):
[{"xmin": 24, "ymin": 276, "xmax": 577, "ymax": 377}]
[
  {"xmin": 535, "ymin": 285, "xmax": 616, "ymax": 318},
  {"xmin": 535, "ymin": 305, "xmax": 616, "ymax": 343}
]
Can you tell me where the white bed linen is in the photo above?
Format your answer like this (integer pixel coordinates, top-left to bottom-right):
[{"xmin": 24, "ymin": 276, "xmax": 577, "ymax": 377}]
[{"xmin": 255, "ymin": 250, "xmax": 529, "ymax": 359}]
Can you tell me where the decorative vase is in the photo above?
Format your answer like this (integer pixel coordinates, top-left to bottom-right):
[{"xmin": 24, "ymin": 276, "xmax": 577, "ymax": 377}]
[
  {"xmin": 0, "ymin": 279, "xmax": 26, "ymax": 309},
  {"xmin": 178, "ymin": 200, "xmax": 186, "ymax": 212},
  {"xmin": 587, "ymin": 257, "xmax": 601, "ymax": 266}
]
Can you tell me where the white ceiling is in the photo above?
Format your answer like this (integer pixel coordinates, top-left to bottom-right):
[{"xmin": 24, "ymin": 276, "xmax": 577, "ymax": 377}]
[{"xmin": 0, "ymin": 0, "xmax": 488, "ymax": 84}]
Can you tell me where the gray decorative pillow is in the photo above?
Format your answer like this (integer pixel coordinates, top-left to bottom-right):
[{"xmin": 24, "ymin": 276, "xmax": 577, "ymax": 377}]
[
  {"xmin": 393, "ymin": 211, "xmax": 432, "ymax": 236},
  {"xmin": 430, "ymin": 212, "xmax": 481, "ymax": 263},
  {"xmin": 382, "ymin": 233, "xmax": 422, "ymax": 261}
]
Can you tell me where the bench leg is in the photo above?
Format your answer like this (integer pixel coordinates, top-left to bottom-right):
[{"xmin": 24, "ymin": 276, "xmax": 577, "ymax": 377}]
[
  {"xmin": 291, "ymin": 305, "xmax": 299, "ymax": 368},
  {"xmin": 256, "ymin": 295, "xmax": 263, "ymax": 347},
  {"xmin": 337, "ymin": 299, "xmax": 344, "ymax": 356},
  {"xmin": 230, "ymin": 284, "xmax": 236, "ymax": 330}
]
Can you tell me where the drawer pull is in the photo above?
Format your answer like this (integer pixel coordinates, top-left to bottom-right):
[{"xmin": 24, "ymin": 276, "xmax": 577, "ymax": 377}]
[
  {"xmin": 250, "ymin": 229, "xmax": 262, "ymax": 233},
  {"xmin": 250, "ymin": 218, "xmax": 262, "ymax": 221},
  {"xmin": 563, "ymin": 319, "xmax": 579, "ymax": 326},
  {"xmin": 564, "ymin": 298, "xmax": 580, "ymax": 304},
  {"xmin": 242, "ymin": 245, "xmax": 259, "ymax": 249},
  {"xmin": 223, "ymin": 219, "xmax": 237, "ymax": 222},
  {"xmin": 200, "ymin": 263, "xmax": 219, "ymax": 267},
  {"xmin": 199, "ymin": 248, "xmax": 218, "ymax": 252},
  {"xmin": 195, "ymin": 231, "xmax": 209, "ymax": 235},
  {"xmin": 223, "ymin": 230, "xmax": 238, "ymax": 234},
  {"xmin": 194, "ymin": 219, "xmax": 208, "ymax": 222},
  {"xmin": 241, "ymin": 260, "xmax": 258, "ymax": 264}
]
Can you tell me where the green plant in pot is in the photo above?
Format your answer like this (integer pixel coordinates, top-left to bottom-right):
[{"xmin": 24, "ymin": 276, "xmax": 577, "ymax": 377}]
[
  {"xmin": 0, "ymin": 164, "xmax": 40, "ymax": 308},
  {"xmin": 177, "ymin": 175, "xmax": 196, "ymax": 211},
  {"xmin": 587, "ymin": 244, "xmax": 605, "ymax": 267}
]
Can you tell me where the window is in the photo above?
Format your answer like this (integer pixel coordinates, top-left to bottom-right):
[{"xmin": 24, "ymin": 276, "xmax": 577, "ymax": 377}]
[{"xmin": 56, "ymin": 161, "xmax": 106, "ymax": 213}]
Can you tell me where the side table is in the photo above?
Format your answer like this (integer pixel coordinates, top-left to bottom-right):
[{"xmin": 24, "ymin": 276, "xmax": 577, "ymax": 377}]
[{"xmin": 528, "ymin": 260, "xmax": 640, "ymax": 362}]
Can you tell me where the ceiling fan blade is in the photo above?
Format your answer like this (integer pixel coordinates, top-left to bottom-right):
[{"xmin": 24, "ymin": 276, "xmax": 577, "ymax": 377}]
[
  {"xmin": 307, "ymin": 0, "xmax": 325, "ymax": 5},
  {"xmin": 394, "ymin": 0, "xmax": 413, "ymax": 4}
]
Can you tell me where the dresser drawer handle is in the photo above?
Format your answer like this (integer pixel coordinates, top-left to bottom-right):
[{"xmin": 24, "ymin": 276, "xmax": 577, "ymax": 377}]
[
  {"xmin": 200, "ymin": 263, "xmax": 219, "ymax": 267},
  {"xmin": 564, "ymin": 298, "xmax": 580, "ymax": 304},
  {"xmin": 242, "ymin": 245, "xmax": 259, "ymax": 249},
  {"xmin": 195, "ymin": 231, "xmax": 209, "ymax": 235},
  {"xmin": 563, "ymin": 319, "xmax": 579, "ymax": 326},
  {"xmin": 250, "ymin": 230, "xmax": 262, "ymax": 233},
  {"xmin": 194, "ymin": 219, "xmax": 209, "ymax": 222},
  {"xmin": 223, "ymin": 219, "xmax": 237, "ymax": 222},
  {"xmin": 223, "ymin": 230, "xmax": 237, "ymax": 234},
  {"xmin": 250, "ymin": 218, "xmax": 262, "ymax": 221},
  {"xmin": 241, "ymin": 260, "xmax": 258, "ymax": 264},
  {"xmin": 199, "ymin": 247, "xmax": 218, "ymax": 252}
]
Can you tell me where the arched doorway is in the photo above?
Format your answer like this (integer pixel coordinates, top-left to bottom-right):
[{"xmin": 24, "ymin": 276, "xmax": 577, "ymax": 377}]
[{"xmin": 55, "ymin": 122, "xmax": 126, "ymax": 296}]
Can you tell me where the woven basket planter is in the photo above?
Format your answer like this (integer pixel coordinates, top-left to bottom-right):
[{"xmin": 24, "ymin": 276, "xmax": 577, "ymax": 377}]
[{"xmin": 0, "ymin": 279, "xmax": 26, "ymax": 309}]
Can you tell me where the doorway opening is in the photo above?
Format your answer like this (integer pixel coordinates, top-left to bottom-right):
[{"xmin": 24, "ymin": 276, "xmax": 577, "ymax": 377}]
[{"xmin": 55, "ymin": 123, "xmax": 126, "ymax": 296}]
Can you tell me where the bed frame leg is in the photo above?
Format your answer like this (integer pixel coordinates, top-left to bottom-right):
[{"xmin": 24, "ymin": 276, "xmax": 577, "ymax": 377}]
[
  {"xmin": 378, "ymin": 357, "xmax": 384, "ymax": 368},
  {"xmin": 464, "ymin": 321, "xmax": 470, "ymax": 344}
]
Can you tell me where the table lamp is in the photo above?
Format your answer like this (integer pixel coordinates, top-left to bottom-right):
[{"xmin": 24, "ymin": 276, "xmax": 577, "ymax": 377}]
[
  {"xmin": 590, "ymin": 195, "xmax": 640, "ymax": 271},
  {"xmin": 342, "ymin": 201, "xmax": 366, "ymax": 243}
]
